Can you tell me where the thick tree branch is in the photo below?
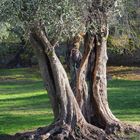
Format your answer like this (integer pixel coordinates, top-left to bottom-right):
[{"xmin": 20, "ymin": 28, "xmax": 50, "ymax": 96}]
[
  {"xmin": 75, "ymin": 32, "xmax": 95, "ymax": 122},
  {"xmin": 30, "ymin": 33, "xmax": 59, "ymax": 119}
]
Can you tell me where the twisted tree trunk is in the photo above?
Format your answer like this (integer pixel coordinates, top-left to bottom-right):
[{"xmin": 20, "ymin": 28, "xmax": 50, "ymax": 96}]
[
  {"xmin": 10, "ymin": 20, "xmax": 140, "ymax": 140},
  {"xmin": 20, "ymin": 22, "xmax": 108, "ymax": 140},
  {"xmin": 69, "ymin": 33, "xmax": 118, "ymax": 127},
  {"xmin": 74, "ymin": 33, "xmax": 94, "ymax": 122},
  {"xmin": 66, "ymin": 23, "xmax": 140, "ymax": 137},
  {"xmin": 91, "ymin": 33, "xmax": 119, "ymax": 132},
  {"xmin": 1, "ymin": 0, "xmax": 139, "ymax": 139}
]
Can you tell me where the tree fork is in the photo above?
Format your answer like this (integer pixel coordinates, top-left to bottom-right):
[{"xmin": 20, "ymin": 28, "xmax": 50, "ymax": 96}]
[{"xmin": 22, "ymin": 23, "xmax": 108, "ymax": 140}]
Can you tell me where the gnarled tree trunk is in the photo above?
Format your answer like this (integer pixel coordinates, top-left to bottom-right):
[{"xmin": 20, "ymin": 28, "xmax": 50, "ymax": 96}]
[
  {"xmin": 74, "ymin": 33, "xmax": 94, "ymax": 122},
  {"xmin": 91, "ymin": 31, "xmax": 119, "ymax": 132},
  {"xmin": 66, "ymin": 22, "xmax": 140, "ymax": 138},
  {"xmin": 2, "ymin": 0, "xmax": 139, "ymax": 139},
  {"xmin": 11, "ymin": 20, "xmax": 140, "ymax": 140},
  {"xmin": 20, "ymin": 22, "xmax": 108, "ymax": 140}
]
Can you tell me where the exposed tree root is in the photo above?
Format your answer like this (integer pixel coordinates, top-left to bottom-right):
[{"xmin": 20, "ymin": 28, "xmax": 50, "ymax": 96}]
[
  {"xmin": 1, "ymin": 122, "xmax": 139, "ymax": 140},
  {"xmin": 103, "ymin": 120, "xmax": 140, "ymax": 140},
  {"xmin": 11, "ymin": 121, "xmax": 110, "ymax": 140},
  {"xmin": 105, "ymin": 120, "xmax": 140, "ymax": 134}
]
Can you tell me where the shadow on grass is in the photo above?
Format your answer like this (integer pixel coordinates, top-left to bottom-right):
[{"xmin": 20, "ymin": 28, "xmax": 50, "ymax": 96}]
[
  {"xmin": 0, "ymin": 68, "xmax": 54, "ymax": 135},
  {"xmin": 0, "ymin": 93, "xmax": 49, "ymax": 103},
  {"xmin": 0, "ymin": 68, "xmax": 41, "ymax": 79},
  {"xmin": 0, "ymin": 113, "xmax": 53, "ymax": 140},
  {"xmin": 0, "ymin": 93, "xmax": 52, "ymax": 113},
  {"xmin": 108, "ymin": 79, "xmax": 140, "ymax": 87},
  {"xmin": 0, "ymin": 81, "xmax": 44, "ymax": 95},
  {"xmin": 0, "ymin": 112, "xmax": 53, "ymax": 135}
]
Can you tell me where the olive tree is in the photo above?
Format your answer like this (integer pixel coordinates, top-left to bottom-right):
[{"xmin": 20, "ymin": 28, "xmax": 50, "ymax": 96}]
[{"xmin": 0, "ymin": 0, "xmax": 139, "ymax": 139}]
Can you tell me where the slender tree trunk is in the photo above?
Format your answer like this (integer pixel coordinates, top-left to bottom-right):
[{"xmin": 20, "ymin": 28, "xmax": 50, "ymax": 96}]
[{"xmin": 75, "ymin": 33, "xmax": 94, "ymax": 122}]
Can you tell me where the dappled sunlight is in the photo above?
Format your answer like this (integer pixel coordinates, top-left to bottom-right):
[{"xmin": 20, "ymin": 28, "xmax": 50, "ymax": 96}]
[
  {"xmin": 0, "ymin": 67, "xmax": 41, "ymax": 82},
  {"xmin": 0, "ymin": 113, "xmax": 53, "ymax": 134},
  {"xmin": 0, "ymin": 67, "xmax": 140, "ymax": 135},
  {"xmin": 0, "ymin": 68, "xmax": 54, "ymax": 134},
  {"xmin": 0, "ymin": 90, "xmax": 47, "ymax": 100}
]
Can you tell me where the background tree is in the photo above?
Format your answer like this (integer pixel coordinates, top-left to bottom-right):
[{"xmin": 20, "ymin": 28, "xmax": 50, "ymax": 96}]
[
  {"xmin": 0, "ymin": 23, "xmax": 34, "ymax": 68},
  {"xmin": 108, "ymin": 0, "xmax": 140, "ymax": 54}
]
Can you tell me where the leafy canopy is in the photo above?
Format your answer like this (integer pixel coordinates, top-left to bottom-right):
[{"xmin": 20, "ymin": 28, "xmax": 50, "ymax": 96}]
[{"xmin": 0, "ymin": 0, "xmax": 85, "ymax": 42}]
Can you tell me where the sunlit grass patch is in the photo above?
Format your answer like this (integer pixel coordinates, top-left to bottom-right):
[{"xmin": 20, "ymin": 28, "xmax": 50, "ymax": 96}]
[
  {"xmin": 0, "ymin": 113, "xmax": 53, "ymax": 134},
  {"xmin": 108, "ymin": 79, "xmax": 140, "ymax": 124},
  {"xmin": 0, "ymin": 67, "xmax": 53, "ymax": 134},
  {"xmin": 0, "ymin": 67, "xmax": 140, "ymax": 134}
]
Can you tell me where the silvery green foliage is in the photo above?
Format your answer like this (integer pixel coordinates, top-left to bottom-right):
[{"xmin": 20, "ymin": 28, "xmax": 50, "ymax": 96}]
[
  {"xmin": 75, "ymin": 0, "xmax": 122, "ymax": 33},
  {"xmin": 35, "ymin": 0, "xmax": 85, "ymax": 41},
  {"xmin": 0, "ymin": 0, "xmax": 124, "ymax": 36},
  {"xmin": 0, "ymin": 22, "xmax": 10, "ymax": 41},
  {"xmin": 1, "ymin": 0, "xmax": 138, "ymax": 46},
  {"xmin": 0, "ymin": 0, "xmax": 85, "ymax": 42}
]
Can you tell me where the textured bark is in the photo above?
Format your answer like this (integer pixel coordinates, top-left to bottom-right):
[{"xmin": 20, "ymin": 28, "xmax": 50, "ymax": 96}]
[
  {"xmin": 68, "ymin": 41, "xmax": 82, "ymax": 91},
  {"xmin": 65, "ymin": 25, "xmax": 140, "ymax": 136},
  {"xmin": 72, "ymin": 32, "xmax": 120, "ymax": 131},
  {"xmin": 88, "ymin": 25, "xmax": 140, "ymax": 135},
  {"xmin": 75, "ymin": 33, "xmax": 94, "ymax": 122},
  {"xmin": 21, "ymin": 22, "xmax": 108, "ymax": 140},
  {"xmin": 30, "ymin": 32, "xmax": 59, "ymax": 120},
  {"xmin": 91, "ymin": 33, "xmax": 119, "ymax": 132},
  {"xmin": 8, "ymin": 19, "xmax": 140, "ymax": 139}
]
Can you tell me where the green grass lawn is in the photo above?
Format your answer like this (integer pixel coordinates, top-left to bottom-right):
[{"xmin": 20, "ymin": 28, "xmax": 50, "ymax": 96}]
[
  {"xmin": 0, "ymin": 67, "xmax": 140, "ymax": 134},
  {"xmin": 0, "ymin": 68, "xmax": 53, "ymax": 134},
  {"xmin": 108, "ymin": 80, "xmax": 140, "ymax": 124}
]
